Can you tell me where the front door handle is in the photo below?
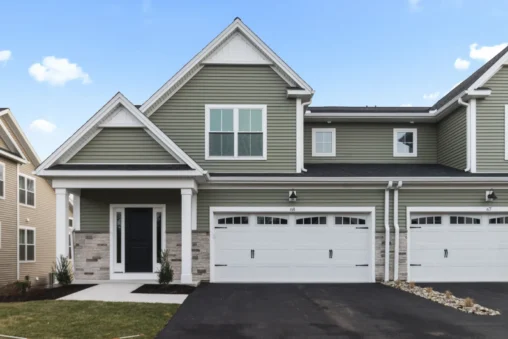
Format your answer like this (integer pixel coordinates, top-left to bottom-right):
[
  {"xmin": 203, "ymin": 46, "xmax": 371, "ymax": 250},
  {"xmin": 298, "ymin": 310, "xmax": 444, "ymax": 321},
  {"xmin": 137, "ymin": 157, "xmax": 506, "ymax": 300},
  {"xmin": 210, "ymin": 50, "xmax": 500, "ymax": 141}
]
[{"xmin": 444, "ymin": 249, "xmax": 448, "ymax": 258}]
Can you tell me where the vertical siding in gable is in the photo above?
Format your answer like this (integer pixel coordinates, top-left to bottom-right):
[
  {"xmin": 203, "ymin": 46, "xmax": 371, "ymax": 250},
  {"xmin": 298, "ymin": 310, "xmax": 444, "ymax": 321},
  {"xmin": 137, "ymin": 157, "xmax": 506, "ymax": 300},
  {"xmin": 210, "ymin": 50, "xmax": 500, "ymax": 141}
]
[
  {"xmin": 437, "ymin": 107, "xmax": 467, "ymax": 170},
  {"xmin": 150, "ymin": 65, "xmax": 297, "ymax": 173},
  {"xmin": 304, "ymin": 123, "xmax": 437, "ymax": 163},
  {"xmin": 68, "ymin": 128, "xmax": 177, "ymax": 163},
  {"xmin": 477, "ymin": 66, "xmax": 508, "ymax": 172}
]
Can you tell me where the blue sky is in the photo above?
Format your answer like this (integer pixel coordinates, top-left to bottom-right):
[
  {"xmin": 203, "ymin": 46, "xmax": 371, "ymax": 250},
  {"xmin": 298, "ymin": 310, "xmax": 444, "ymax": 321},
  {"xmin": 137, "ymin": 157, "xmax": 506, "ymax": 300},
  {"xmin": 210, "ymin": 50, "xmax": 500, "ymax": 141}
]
[{"xmin": 1, "ymin": 0, "xmax": 507, "ymax": 159}]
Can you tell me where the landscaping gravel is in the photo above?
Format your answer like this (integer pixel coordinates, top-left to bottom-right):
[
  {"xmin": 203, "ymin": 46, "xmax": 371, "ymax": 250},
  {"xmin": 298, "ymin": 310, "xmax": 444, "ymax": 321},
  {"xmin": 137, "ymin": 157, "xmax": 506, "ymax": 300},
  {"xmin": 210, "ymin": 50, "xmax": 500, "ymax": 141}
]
[{"xmin": 383, "ymin": 281, "xmax": 501, "ymax": 316}]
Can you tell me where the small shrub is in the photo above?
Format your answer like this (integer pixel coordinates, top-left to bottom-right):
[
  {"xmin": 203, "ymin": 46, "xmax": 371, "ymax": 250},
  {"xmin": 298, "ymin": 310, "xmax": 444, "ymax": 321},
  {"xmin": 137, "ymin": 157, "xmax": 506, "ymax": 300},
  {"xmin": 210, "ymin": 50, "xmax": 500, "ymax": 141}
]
[
  {"xmin": 14, "ymin": 276, "xmax": 31, "ymax": 295},
  {"xmin": 157, "ymin": 249, "xmax": 174, "ymax": 285},
  {"xmin": 463, "ymin": 297, "xmax": 475, "ymax": 308},
  {"xmin": 408, "ymin": 282, "xmax": 416, "ymax": 289},
  {"xmin": 424, "ymin": 287, "xmax": 433, "ymax": 294},
  {"xmin": 445, "ymin": 290, "xmax": 453, "ymax": 299},
  {"xmin": 53, "ymin": 255, "xmax": 73, "ymax": 286}
]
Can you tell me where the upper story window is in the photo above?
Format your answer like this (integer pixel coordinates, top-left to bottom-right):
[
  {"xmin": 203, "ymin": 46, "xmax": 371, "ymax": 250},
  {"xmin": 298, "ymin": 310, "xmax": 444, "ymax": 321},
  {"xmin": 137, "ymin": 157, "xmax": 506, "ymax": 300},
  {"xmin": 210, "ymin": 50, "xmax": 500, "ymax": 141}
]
[
  {"xmin": 393, "ymin": 128, "xmax": 417, "ymax": 157},
  {"xmin": 19, "ymin": 174, "xmax": 35, "ymax": 207},
  {"xmin": 205, "ymin": 105, "xmax": 267, "ymax": 160},
  {"xmin": 0, "ymin": 162, "xmax": 4, "ymax": 199},
  {"xmin": 312, "ymin": 128, "xmax": 336, "ymax": 157}
]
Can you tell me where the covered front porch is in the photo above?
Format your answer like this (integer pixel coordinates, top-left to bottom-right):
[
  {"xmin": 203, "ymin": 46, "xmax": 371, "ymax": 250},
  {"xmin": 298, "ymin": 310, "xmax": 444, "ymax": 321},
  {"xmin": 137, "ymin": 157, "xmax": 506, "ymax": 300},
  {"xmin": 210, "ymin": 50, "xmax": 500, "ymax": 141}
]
[{"xmin": 54, "ymin": 177, "xmax": 201, "ymax": 284}]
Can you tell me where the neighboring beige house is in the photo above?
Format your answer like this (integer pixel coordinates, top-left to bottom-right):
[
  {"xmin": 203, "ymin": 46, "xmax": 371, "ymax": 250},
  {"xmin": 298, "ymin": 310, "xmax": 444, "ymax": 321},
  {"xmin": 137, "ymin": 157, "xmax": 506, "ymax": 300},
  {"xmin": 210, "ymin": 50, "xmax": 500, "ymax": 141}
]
[{"xmin": 0, "ymin": 108, "xmax": 59, "ymax": 286}]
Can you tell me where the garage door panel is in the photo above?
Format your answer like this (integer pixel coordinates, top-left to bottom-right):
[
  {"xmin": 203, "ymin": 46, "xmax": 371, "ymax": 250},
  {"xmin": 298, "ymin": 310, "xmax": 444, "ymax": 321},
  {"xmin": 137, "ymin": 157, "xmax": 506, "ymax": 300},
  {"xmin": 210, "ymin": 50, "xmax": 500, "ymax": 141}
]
[
  {"xmin": 213, "ymin": 212, "xmax": 373, "ymax": 283},
  {"xmin": 410, "ymin": 212, "xmax": 508, "ymax": 282}
]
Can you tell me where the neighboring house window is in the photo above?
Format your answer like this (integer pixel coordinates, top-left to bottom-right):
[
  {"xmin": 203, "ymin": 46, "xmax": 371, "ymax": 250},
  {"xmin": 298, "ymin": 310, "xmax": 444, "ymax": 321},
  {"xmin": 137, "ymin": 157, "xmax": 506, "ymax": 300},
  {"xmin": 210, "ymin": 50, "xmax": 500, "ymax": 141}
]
[
  {"xmin": 205, "ymin": 105, "xmax": 267, "ymax": 160},
  {"xmin": 0, "ymin": 162, "xmax": 4, "ymax": 199},
  {"xmin": 68, "ymin": 229, "xmax": 74, "ymax": 260},
  {"xmin": 69, "ymin": 218, "xmax": 73, "ymax": 227},
  {"xmin": 312, "ymin": 128, "xmax": 336, "ymax": 157},
  {"xmin": 393, "ymin": 128, "xmax": 417, "ymax": 157},
  {"xmin": 19, "ymin": 227, "xmax": 35, "ymax": 262},
  {"xmin": 19, "ymin": 174, "xmax": 35, "ymax": 207},
  {"xmin": 505, "ymin": 105, "xmax": 508, "ymax": 160}
]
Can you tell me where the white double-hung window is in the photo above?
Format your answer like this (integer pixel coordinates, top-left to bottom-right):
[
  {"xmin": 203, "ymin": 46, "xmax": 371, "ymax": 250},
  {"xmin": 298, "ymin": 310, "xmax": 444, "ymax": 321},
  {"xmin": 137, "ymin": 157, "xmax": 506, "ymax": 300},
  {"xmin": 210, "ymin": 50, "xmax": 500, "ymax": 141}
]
[
  {"xmin": 206, "ymin": 105, "xmax": 267, "ymax": 160},
  {"xmin": 312, "ymin": 128, "xmax": 336, "ymax": 157},
  {"xmin": 393, "ymin": 128, "xmax": 417, "ymax": 157}
]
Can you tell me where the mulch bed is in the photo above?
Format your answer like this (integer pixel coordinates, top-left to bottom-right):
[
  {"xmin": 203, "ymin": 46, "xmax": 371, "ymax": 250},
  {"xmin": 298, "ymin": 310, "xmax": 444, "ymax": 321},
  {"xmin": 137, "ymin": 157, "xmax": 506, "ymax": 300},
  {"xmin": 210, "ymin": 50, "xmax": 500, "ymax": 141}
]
[
  {"xmin": 0, "ymin": 284, "xmax": 96, "ymax": 303},
  {"xmin": 131, "ymin": 284, "xmax": 195, "ymax": 295}
]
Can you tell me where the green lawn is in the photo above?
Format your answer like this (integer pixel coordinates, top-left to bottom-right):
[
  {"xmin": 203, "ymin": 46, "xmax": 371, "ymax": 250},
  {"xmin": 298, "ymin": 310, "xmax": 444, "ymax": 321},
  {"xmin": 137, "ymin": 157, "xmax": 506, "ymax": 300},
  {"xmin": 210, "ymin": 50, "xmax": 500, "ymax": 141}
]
[{"xmin": 0, "ymin": 300, "xmax": 179, "ymax": 339}]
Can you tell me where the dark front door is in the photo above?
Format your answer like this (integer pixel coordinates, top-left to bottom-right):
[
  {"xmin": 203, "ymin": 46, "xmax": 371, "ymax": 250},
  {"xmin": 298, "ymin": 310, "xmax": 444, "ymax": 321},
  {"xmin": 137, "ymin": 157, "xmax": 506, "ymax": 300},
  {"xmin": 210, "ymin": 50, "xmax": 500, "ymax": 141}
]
[{"xmin": 125, "ymin": 208, "xmax": 153, "ymax": 273}]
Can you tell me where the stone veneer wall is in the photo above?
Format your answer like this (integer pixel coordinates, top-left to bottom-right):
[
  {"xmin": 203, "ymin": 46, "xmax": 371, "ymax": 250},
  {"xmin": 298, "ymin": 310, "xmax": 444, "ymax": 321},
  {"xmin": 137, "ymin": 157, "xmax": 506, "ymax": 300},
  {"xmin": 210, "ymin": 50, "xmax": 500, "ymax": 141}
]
[
  {"xmin": 74, "ymin": 233, "xmax": 110, "ymax": 280},
  {"xmin": 167, "ymin": 232, "xmax": 210, "ymax": 281},
  {"xmin": 375, "ymin": 232, "xmax": 408, "ymax": 282}
]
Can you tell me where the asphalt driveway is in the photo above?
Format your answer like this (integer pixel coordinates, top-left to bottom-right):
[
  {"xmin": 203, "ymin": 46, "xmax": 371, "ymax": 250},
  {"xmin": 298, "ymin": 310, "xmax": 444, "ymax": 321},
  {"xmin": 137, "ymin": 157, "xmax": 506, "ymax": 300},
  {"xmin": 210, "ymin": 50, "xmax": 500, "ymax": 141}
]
[{"xmin": 157, "ymin": 283, "xmax": 508, "ymax": 339}]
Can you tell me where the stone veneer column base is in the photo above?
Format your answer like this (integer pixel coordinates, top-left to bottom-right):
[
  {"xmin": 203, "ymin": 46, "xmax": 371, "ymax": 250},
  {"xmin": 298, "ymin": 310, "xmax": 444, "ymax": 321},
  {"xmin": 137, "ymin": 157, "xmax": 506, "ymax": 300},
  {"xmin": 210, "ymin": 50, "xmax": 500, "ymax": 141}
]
[
  {"xmin": 375, "ymin": 232, "xmax": 408, "ymax": 282},
  {"xmin": 74, "ymin": 233, "xmax": 110, "ymax": 280},
  {"xmin": 167, "ymin": 232, "xmax": 210, "ymax": 282}
]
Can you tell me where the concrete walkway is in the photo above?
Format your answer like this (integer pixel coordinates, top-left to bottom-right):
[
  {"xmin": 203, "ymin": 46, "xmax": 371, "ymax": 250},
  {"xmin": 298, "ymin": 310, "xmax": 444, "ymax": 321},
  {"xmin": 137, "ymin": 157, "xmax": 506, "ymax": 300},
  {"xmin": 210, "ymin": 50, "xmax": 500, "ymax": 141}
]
[{"xmin": 59, "ymin": 283, "xmax": 187, "ymax": 304}]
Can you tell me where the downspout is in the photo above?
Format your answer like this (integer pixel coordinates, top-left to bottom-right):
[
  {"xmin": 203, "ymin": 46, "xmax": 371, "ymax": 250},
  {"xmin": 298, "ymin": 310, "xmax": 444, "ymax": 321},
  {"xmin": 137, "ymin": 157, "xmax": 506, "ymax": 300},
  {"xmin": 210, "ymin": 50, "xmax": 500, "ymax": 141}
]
[
  {"xmin": 393, "ymin": 181, "xmax": 403, "ymax": 281},
  {"xmin": 384, "ymin": 181, "xmax": 393, "ymax": 282},
  {"xmin": 458, "ymin": 97, "xmax": 471, "ymax": 172},
  {"xmin": 300, "ymin": 99, "xmax": 312, "ymax": 172}
]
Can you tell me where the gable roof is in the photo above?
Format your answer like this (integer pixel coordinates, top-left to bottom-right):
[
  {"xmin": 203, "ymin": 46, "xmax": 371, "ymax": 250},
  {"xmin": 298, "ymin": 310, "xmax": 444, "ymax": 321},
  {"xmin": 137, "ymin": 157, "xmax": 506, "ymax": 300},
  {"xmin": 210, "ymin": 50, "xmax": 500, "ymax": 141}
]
[
  {"xmin": 140, "ymin": 17, "xmax": 313, "ymax": 116},
  {"xmin": 0, "ymin": 109, "xmax": 39, "ymax": 164},
  {"xmin": 35, "ymin": 92, "xmax": 206, "ymax": 176},
  {"xmin": 308, "ymin": 46, "xmax": 508, "ymax": 116}
]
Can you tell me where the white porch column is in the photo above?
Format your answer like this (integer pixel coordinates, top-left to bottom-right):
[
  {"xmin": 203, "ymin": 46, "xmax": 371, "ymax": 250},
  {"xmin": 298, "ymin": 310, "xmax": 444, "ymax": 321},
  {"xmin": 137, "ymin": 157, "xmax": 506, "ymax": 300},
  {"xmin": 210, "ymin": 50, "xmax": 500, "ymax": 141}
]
[
  {"xmin": 55, "ymin": 188, "xmax": 69, "ymax": 260},
  {"xmin": 191, "ymin": 192, "xmax": 197, "ymax": 231},
  {"xmin": 181, "ymin": 188, "xmax": 193, "ymax": 283}
]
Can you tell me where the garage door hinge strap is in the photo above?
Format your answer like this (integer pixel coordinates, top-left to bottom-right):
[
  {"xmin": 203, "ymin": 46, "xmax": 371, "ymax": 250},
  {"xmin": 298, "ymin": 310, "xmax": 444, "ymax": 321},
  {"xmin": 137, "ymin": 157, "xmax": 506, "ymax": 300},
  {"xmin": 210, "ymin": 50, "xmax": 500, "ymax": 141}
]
[
  {"xmin": 215, "ymin": 227, "xmax": 228, "ymax": 229},
  {"xmin": 410, "ymin": 264, "xmax": 422, "ymax": 267},
  {"xmin": 355, "ymin": 264, "xmax": 369, "ymax": 267},
  {"xmin": 215, "ymin": 264, "xmax": 228, "ymax": 267}
]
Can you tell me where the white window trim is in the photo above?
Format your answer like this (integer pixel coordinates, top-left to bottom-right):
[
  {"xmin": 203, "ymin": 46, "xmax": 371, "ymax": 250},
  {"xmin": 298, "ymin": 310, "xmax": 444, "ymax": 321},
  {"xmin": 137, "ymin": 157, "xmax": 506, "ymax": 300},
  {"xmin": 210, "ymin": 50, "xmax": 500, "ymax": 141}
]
[
  {"xmin": 393, "ymin": 128, "xmax": 417, "ymax": 158},
  {"xmin": 312, "ymin": 128, "xmax": 336, "ymax": 157},
  {"xmin": 505, "ymin": 105, "xmax": 508, "ymax": 160},
  {"xmin": 18, "ymin": 173, "xmax": 36, "ymax": 208},
  {"xmin": 205, "ymin": 104, "xmax": 267, "ymax": 160},
  {"xmin": 0, "ymin": 161, "xmax": 4, "ymax": 200},
  {"xmin": 19, "ymin": 226, "xmax": 36, "ymax": 263}
]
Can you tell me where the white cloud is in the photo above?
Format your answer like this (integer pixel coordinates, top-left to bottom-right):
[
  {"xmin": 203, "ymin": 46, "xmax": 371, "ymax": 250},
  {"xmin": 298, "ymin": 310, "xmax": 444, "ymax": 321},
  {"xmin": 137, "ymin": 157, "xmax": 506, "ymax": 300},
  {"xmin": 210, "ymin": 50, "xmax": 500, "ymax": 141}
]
[
  {"xmin": 423, "ymin": 92, "xmax": 440, "ymax": 100},
  {"xmin": 0, "ymin": 50, "xmax": 12, "ymax": 63},
  {"xmin": 30, "ymin": 119, "xmax": 56, "ymax": 133},
  {"xmin": 469, "ymin": 43, "xmax": 508, "ymax": 62},
  {"xmin": 409, "ymin": 0, "xmax": 422, "ymax": 11},
  {"xmin": 28, "ymin": 56, "xmax": 91, "ymax": 86},
  {"xmin": 454, "ymin": 58, "xmax": 470, "ymax": 70},
  {"xmin": 400, "ymin": 104, "xmax": 413, "ymax": 107}
]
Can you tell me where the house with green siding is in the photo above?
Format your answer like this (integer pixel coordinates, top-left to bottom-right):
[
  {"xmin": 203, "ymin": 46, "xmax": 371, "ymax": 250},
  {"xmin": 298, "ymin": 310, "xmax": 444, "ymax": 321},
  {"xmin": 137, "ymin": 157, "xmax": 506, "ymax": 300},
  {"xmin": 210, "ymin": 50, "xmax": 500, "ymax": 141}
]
[{"xmin": 36, "ymin": 18, "xmax": 508, "ymax": 284}]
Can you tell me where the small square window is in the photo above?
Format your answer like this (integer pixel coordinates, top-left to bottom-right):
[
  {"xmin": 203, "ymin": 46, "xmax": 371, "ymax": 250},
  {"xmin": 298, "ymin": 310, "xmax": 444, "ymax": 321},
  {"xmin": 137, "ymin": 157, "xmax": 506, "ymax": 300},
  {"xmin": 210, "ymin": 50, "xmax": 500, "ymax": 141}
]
[
  {"xmin": 393, "ymin": 129, "xmax": 417, "ymax": 157},
  {"xmin": 312, "ymin": 128, "xmax": 336, "ymax": 157}
]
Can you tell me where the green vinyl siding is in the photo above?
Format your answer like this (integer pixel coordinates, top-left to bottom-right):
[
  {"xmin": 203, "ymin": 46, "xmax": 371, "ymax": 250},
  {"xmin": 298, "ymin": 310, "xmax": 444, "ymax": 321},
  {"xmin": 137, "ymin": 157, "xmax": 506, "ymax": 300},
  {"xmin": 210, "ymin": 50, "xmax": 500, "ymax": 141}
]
[
  {"xmin": 304, "ymin": 123, "xmax": 437, "ymax": 163},
  {"xmin": 150, "ymin": 65, "xmax": 297, "ymax": 173},
  {"xmin": 437, "ymin": 107, "xmax": 467, "ymax": 170},
  {"xmin": 477, "ymin": 66, "xmax": 508, "ymax": 172},
  {"xmin": 80, "ymin": 189, "xmax": 181, "ymax": 233},
  {"xmin": 68, "ymin": 128, "xmax": 177, "ymax": 163},
  {"xmin": 398, "ymin": 189, "xmax": 508, "ymax": 231},
  {"xmin": 197, "ymin": 189, "xmax": 386, "ymax": 232}
]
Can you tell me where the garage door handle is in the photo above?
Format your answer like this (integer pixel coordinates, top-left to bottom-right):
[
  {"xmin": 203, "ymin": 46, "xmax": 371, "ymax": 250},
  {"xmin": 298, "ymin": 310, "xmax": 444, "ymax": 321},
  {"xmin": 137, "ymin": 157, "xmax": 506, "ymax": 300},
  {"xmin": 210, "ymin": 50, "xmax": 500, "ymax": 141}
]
[
  {"xmin": 251, "ymin": 249, "xmax": 255, "ymax": 259},
  {"xmin": 329, "ymin": 249, "xmax": 333, "ymax": 259},
  {"xmin": 444, "ymin": 249, "xmax": 448, "ymax": 258}
]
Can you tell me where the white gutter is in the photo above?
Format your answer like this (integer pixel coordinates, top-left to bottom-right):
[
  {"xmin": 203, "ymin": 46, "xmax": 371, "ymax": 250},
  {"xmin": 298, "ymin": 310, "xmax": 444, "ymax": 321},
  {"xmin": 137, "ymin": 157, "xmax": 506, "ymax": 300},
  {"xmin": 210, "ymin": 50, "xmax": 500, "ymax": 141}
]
[
  {"xmin": 458, "ymin": 97, "xmax": 471, "ymax": 172},
  {"xmin": 384, "ymin": 181, "xmax": 393, "ymax": 282},
  {"xmin": 393, "ymin": 181, "xmax": 402, "ymax": 281},
  {"xmin": 300, "ymin": 99, "xmax": 312, "ymax": 173}
]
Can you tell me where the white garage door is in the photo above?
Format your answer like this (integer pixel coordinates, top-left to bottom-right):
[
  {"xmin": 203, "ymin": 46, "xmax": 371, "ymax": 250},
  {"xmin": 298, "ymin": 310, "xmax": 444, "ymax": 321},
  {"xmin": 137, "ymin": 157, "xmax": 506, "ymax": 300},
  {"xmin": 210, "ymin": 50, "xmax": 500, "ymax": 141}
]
[
  {"xmin": 212, "ymin": 213, "xmax": 373, "ymax": 283},
  {"xmin": 409, "ymin": 214, "xmax": 508, "ymax": 282}
]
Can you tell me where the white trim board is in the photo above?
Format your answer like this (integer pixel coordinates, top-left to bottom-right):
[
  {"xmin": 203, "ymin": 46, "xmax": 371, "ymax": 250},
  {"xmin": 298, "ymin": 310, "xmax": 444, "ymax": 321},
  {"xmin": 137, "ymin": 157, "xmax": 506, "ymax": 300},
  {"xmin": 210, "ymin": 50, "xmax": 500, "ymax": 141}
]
[
  {"xmin": 209, "ymin": 206, "xmax": 376, "ymax": 283},
  {"xmin": 140, "ymin": 18, "xmax": 313, "ymax": 117},
  {"xmin": 35, "ymin": 93, "xmax": 206, "ymax": 176}
]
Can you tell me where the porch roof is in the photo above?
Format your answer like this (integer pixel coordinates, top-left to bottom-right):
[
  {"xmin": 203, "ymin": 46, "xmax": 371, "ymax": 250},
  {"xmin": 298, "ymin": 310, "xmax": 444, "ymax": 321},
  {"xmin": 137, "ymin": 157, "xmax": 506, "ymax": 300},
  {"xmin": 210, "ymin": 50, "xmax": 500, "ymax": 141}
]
[{"xmin": 48, "ymin": 164, "xmax": 192, "ymax": 171}]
